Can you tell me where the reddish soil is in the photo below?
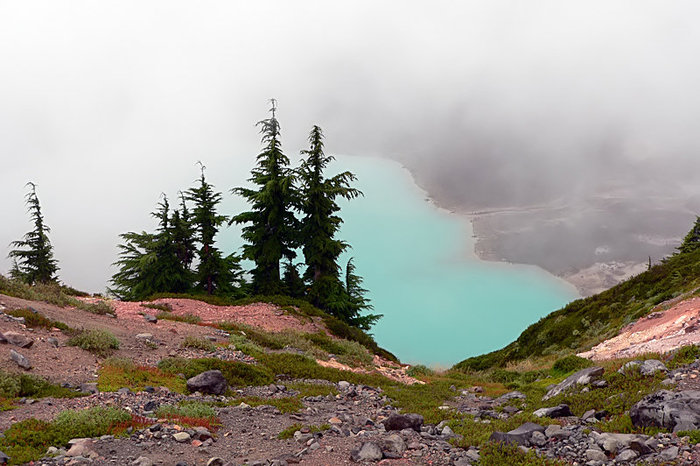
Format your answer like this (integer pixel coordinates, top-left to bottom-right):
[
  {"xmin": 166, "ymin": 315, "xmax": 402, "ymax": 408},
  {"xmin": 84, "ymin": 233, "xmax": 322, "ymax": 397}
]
[{"xmin": 579, "ymin": 296, "xmax": 700, "ymax": 360}]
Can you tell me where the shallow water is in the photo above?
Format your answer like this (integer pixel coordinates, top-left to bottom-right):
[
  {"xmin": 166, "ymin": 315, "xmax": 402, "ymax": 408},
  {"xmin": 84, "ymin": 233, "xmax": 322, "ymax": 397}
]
[{"xmin": 334, "ymin": 155, "xmax": 579, "ymax": 366}]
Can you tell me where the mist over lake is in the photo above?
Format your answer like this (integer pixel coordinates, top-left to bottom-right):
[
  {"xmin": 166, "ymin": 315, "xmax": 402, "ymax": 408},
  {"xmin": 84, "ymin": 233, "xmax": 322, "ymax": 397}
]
[{"xmin": 335, "ymin": 155, "xmax": 579, "ymax": 366}]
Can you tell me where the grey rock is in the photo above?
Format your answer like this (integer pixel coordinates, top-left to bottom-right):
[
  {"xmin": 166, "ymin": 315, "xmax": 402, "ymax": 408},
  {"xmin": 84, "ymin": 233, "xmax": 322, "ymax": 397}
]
[
  {"xmin": 80, "ymin": 383, "xmax": 98, "ymax": 394},
  {"xmin": 489, "ymin": 422, "xmax": 544, "ymax": 446},
  {"xmin": 543, "ymin": 366, "xmax": 604, "ymax": 400},
  {"xmin": 0, "ymin": 333, "xmax": 5, "ymax": 344},
  {"xmin": 616, "ymin": 449, "xmax": 638, "ymax": 462},
  {"xmin": 350, "ymin": 442, "xmax": 383, "ymax": 462},
  {"xmin": 380, "ymin": 433, "xmax": 406, "ymax": 459},
  {"xmin": 3, "ymin": 332, "xmax": 33, "ymax": 348},
  {"xmin": 383, "ymin": 413, "xmax": 424, "ymax": 432},
  {"xmin": 338, "ymin": 381, "xmax": 351, "ymax": 390},
  {"xmin": 132, "ymin": 457, "xmax": 153, "ymax": 466},
  {"xmin": 0, "ymin": 451, "xmax": 8, "ymax": 464},
  {"xmin": 465, "ymin": 449, "xmax": 480, "ymax": 462},
  {"xmin": 453, "ymin": 458, "xmax": 471, "ymax": 466},
  {"xmin": 497, "ymin": 391, "xmax": 526, "ymax": 402},
  {"xmin": 135, "ymin": 333, "xmax": 153, "ymax": 339},
  {"xmin": 47, "ymin": 337, "xmax": 59, "ymax": 348},
  {"xmin": 630, "ymin": 390, "xmax": 700, "ymax": 432},
  {"xmin": 530, "ymin": 431, "xmax": 546, "ymax": 447},
  {"xmin": 533, "ymin": 404, "xmax": 572, "ymax": 418},
  {"xmin": 143, "ymin": 400, "xmax": 159, "ymax": 412},
  {"xmin": 173, "ymin": 432, "xmax": 191, "ymax": 442},
  {"xmin": 585, "ymin": 449, "xmax": 607, "ymax": 461},
  {"xmin": 619, "ymin": 359, "xmax": 668, "ymax": 376},
  {"xmin": 441, "ymin": 425, "xmax": 455, "ymax": 437},
  {"xmin": 206, "ymin": 458, "xmax": 224, "ymax": 466},
  {"xmin": 186, "ymin": 370, "xmax": 227, "ymax": 395},
  {"xmin": 144, "ymin": 314, "xmax": 158, "ymax": 323},
  {"xmin": 660, "ymin": 445, "xmax": 679, "ymax": 461},
  {"xmin": 9, "ymin": 349, "xmax": 31, "ymax": 369}
]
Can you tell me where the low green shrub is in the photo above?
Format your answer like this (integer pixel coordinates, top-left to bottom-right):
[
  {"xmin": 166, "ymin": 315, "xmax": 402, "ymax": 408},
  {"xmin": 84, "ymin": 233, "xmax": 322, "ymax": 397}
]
[
  {"xmin": 406, "ymin": 364, "xmax": 435, "ymax": 378},
  {"xmin": 228, "ymin": 333, "xmax": 264, "ymax": 357},
  {"xmin": 677, "ymin": 430, "xmax": 700, "ymax": 444},
  {"xmin": 277, "ymin": 423, "xmax": 329, "ymax": 439},
  {"xmin": 142, "ymin": 302, "xmax": 173, "ymax": 312},
  {"xmin": 98, "ymin": 358, "xmax": 187, "ymax": 393},
  {"xmin": 5, "ymin": 308, "xmax": 74, "ymax": 333},
  {"xmin": 478, "ymin": 441, "xmax": 568, "ymax": 465},
  {"xmin": 551, "ymin": 355, "xmax": 593, "ymax": 376},
  {"xmin": 0, "ymin": 370, "xmax": 82, "ymax": 399},
  {"xmin": 181, "ymin": 336, "xmax": 216, "ymax": 351},
  {"xmin": 67, "ymin": 329, "xmax": 120, "ymax": 357},
  {"xmin": 156, "ymin": 401, "xmax": 217, "ymax": 420},
  {"xmin": 0, "ymin": 407, "xmax": 130, "ymax": 465},
  {"xmin": 667, "ymin": 345, "xmax": 700, "ymax": 369},
  {"xmin": 156, "ymin": 312, "xmax": 201, "ymax": 324}
]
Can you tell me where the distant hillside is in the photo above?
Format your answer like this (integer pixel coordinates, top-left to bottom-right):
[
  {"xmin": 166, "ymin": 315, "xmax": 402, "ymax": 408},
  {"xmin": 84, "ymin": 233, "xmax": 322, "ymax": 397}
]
[{"xmin": 455, "ymin": 248, "xmax": 700, "ymax": 372}]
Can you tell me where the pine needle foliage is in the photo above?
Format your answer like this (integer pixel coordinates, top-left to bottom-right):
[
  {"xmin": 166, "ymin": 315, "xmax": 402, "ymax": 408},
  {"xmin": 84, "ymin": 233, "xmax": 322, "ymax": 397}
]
[
  {"xmin": 678, "ymin": 216, "xmax": 700, "ymax": 255},
  {"xmin": 109, "ymin": 196, "xmax": 193, "ymax": 300},
  {"xmin": 8, "ymin": 183, "xmax": 59, "ymax": 285},
  {"xmin": 187, "ymin": 164, "xmax": 243, "ymax": 295},
  {"xmin": 231, "ymin": 100, "xmax": 299, "ymax": 295}
]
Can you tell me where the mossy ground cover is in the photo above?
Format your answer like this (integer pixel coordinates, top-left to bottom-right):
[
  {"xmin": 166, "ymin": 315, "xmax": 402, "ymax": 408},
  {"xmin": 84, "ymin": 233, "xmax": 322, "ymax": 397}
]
[
  {"xmin": 98, "ymin": 358, "xmax": 187, "ymax": 393},
  {"xmin": 0, "ymin": 275, "xmax": 114, "ymax": 315},
  {"xmin": 5, "ymin": 308, "xmax": 74, "ymax": 333},
  {"xmin": 277, "ymin": 423, "xmax": 330, "ymax": 439},
  {"xmin": 181, "ymin": 336, "xmax": 216, "ymax": 351},
  {"xmin": 155, "ymin": 401, "xmax": 220, "ymax": 430},
  {"xmin": 0, "ymin": 407, "xmax": 133, "ymax": 465},
  {"xmin": 0, "ymin": 370, "xmax": 83, "ymax": 400}
]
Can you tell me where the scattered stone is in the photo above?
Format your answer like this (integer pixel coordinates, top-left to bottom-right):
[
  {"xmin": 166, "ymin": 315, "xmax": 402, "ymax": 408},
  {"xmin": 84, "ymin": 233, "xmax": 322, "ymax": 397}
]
[
  {"xmin": 143, "ymin": 400, "xmax": 159, "ymax": 412},
  {"xmin": 186, "ymin": 370, "xmax": 227, "ymax": 395},
  {"xmin": 543, "ymin": 366, "xmax": 604, "ymax": 400},
  {"xmin": 0, "ymin": 333, "xmax": 6, "ymax": 344},
  {"xmin": 489, "ymin": 422, "xmax": 544, "ymax": 446},
  {"xmin": 9, "ymin": 349, "xmax": 31, "ymax": 369},
  {"xmin": 350, "ymin": 442, "xmax": 383, "ymax": 462},
  {"xmin": 338, "ymin": 381, "xmax": 351, "ymax": 390},
  {"xmin": 0, "ymin": 451, "xmax": 8, "ymax": 464},
  {"xmin": 497, "ymin": 391, "xmax": 526, "ymax": 402},
  {"xmin": 533, "ymin": 404, "xmax": 573, "ymax": 418},
  {"xmin": 206, "ymin": 458, "xmax": 224, "ymax": 466},
  {"xmin": 135, "ymin": 333, "xmax": 153, "ymax": 340},
  {"xmin": 132, "ymin": 457, "xmax": 153, "ymax": 466},
  {"xmin": 585, "ymin": 449, "xmax": 607, "ymax": 461},
  {"xmin": 3, "ymin": 331, "xmax": 33, "ymax": 348},
  {"xmin": 80, "ymin": 383, "xmax": 98, "ymax": 394},
  {"xmin": 660, "ymin": 445, "xmax": 679, "ymax": 461},
  {"xmin": 173, "ymin": 432, "xmax": 191, "ymax": 443},
  {"xmin": 616, "ymin": 449, "xmax": 638, "ymax": 462},
  {"xmin": 381, "ymin": 433, "xmax": 406, "ymax": 458},
  {"xmin": 144, "ymin": 314, "xmax": 158, "ymax": 324},
  {"xmin": 631, "ymin": 390, "xmax": 700, "ymax": 431},
  {"xmin": 383, "ymin": 413, "xmax": 424, "ymax": 432},
  {"xmin": 47, "ymin": 337, "xmax": 59, "ymax": 348},
  {"xmin": 619, "ymin": 359, "xmax": 668, "ymax": 376}
]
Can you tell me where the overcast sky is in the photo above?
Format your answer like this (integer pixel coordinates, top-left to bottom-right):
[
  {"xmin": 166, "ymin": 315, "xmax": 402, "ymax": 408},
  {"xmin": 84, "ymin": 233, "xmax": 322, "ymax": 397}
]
[{"xmin": 1, "ymin": 1, "xmax": 699, "ymax": 292}]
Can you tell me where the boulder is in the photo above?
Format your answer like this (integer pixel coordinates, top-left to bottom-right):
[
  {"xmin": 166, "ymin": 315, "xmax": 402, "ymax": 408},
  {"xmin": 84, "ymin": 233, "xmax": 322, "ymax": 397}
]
[
  {"xmin": 0, "ymin": 451, "xmax": 8, "ymax": 464},
  {"xmin": 543, "ymin": 366, "xmax": 604, "ymax": 400},
  {"xmin": 630, "ymin": 390, "xmax": 700, "ymax": 432},
  {"xmin": 496, "ymin": 391, "xmax": 526, "ymax": 402},
  {"xmin": 350, "ymin": 442, "xmax": 383, "ymax": 462},
  {"xmin": 488, "ymin": 422, "xmax": 544, "ymax": 446},
  {"xmin": 173, "ymin": 432, "xmax": 191, "ymax": 442},
  {"xmin": 0, "ymin": 333, "xmax": 6, "ymax": 344},
  {"xmin": 533, "ymin": 404, "xmax": 573, "ymax": 418},
  {"xmin": 9, "ymin": 349, "xmax": 31, "ymax": 369},
  {"xmin": 132, "ymin": 457, "xmax": 153, "ymax": 466},
  {"xmin": 186, "ymin": 370, "xmax": 227, "ymax": 395},
  {"xmin": 380, "ymin": 433, "xmax": 406, "ymax": 459},
  {"xmin": 383, "ymin": 413, "xmax": 424, "ymax": 432},
  {"xmin": 3, "ymin": 332, "xmax": 33, "ymax": 348},
  {"xmin": 618, "ymin": 359, "xmax": 668, "ymax": 376},
  {"xmin": 144, "ymin": 314, "xmax": 158, "ymax": 324},
  {"xmin": 80, "ymin": 383, "xmax": 98, "ymax": 394}
]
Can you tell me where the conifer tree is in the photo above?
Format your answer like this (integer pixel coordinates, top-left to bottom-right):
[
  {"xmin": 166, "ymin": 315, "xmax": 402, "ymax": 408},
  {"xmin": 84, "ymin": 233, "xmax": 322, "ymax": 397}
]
[
  {"xmin": 298, "ymin": 125, "xmax": 361, "ymax": 312},
  {"xmin": 282, "ymin": 260, "xmax": 306, "ymax": 298},
  {"xmin": 343, "ymin": 258, "xmax": 381, "ymax": 331},
  {"xmin": 187, "ymin": 163, "xmax": 242, "ymax": 295},
  {"xmin": 231, "ymin": 100, "xmax": 298, "ymax": 295},
  {"xmin": 109, "ymin": 196, "xmax": 192, "ymax": 300},
  {"xmin": 678, "ymin": 216, "xmax": 700, "ymax": 254},
  {"xmin": 171, "ymin": 192, "xmax": 196, "ymax": 270},
  {"xmin": 8, "ymin": 183, "xmax": 59, "ymax": 284}
]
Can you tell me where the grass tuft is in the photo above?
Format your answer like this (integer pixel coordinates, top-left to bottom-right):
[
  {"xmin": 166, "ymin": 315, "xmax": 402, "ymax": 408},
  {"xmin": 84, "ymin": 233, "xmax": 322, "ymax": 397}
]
[{"xmin": 67, "ymin": 329, "xmax": 120, "ymax": 357}]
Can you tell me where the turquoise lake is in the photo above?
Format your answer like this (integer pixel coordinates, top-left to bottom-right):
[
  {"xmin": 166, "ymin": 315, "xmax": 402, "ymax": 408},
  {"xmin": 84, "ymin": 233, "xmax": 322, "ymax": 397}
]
[{"xmin": 333, "ymin": 155, "xmax": 579, "ymax": 367}]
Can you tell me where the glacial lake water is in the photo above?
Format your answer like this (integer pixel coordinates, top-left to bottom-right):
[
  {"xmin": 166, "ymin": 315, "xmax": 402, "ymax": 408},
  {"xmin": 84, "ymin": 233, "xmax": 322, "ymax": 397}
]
[{"xmin": 334, "ymin": 155, "xmax": 579, "ymax": 367}]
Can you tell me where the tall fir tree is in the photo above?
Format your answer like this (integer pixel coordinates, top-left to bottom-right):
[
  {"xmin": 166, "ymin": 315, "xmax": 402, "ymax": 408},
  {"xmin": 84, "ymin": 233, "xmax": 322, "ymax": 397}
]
[
  {"xmin": 298, "ymin": 125, "xmax": 362, "ymax": 314},
  {"xmin": 109, "ymin": 195, "xmax": 192, "ymax": 300},
  {"xmin": 343, "ymin": 258, "xmax": 381, "ymax": 331},
  {"xmin": 231, "ymin": 100, "xmax": 298, "ymax": 295},
  {"xmin": 187, "ymin": 163, "xmax": 243, "ymax": 295},
  {"xmin": 171, "ymin": 191, "xmax": 197, "ymax": 270},
  {"xmin": 678, "ymin": 216, "xmax": 700, "ymax": 255},
  {"xmin": 8, "ymin": 183, "xmax": 59, "ymax": 284}
]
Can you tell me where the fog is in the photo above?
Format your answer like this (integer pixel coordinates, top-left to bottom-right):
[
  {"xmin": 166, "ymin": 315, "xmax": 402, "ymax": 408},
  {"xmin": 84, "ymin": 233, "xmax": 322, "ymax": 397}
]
[{"xmin": 1, "ymin": 1, "xmax": 699, "ymax": 292}]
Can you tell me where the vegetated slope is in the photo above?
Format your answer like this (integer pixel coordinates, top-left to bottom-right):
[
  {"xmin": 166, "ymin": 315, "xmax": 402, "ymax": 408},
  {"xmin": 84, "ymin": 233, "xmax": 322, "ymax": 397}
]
[{"xmin": 455, "ymin": 248, "xmax": 700, "ymax": 372}]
